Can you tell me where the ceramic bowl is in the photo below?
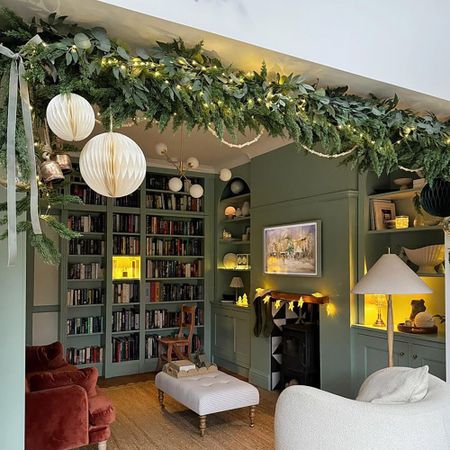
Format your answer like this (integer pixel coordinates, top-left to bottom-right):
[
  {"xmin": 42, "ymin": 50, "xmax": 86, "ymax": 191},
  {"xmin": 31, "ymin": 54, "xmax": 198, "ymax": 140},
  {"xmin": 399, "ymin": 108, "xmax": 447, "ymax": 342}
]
[
  {"xmin": 393, "ymin": 177, "xmax": 413, "ymax": 190},
  {"xmin": 402, "ymin": 244, "xmax": 445, "ymax": 274}
]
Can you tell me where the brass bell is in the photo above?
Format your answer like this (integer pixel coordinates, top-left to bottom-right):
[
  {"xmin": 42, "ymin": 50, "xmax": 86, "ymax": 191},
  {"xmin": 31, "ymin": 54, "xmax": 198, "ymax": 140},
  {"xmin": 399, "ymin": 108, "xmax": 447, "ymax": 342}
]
[
  {"xmin": 54, "ymin": 153, "xmax": 72, "ymax": 174},
  {"xmin": 40, "ymin": 152, "xmax": 65, "ymax": 184}
]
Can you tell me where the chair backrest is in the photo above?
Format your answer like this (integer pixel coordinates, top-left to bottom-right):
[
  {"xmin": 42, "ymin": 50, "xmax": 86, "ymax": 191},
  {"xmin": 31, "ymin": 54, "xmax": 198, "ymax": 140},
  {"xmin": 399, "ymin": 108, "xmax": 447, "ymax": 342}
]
[{"xmin": 177, "ymin": 305, "xmax": 196, "ymax": 347}]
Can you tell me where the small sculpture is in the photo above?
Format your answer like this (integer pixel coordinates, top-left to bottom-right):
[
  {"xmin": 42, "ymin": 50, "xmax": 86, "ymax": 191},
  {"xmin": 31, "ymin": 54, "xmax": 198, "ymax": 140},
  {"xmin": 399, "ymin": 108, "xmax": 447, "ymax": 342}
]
[
  {"xmin": 410, "ymin": 299, "xmax": 426, "ymax": 320},
  {"xmin": 414, "ymin": 312, "xmax": 435, "ymax": 328}
]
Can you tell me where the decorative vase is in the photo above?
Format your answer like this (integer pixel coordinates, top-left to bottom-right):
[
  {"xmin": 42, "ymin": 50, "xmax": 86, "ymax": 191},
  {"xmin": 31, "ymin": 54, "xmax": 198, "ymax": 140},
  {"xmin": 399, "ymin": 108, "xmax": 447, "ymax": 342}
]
[
  {"xmin": 235, "ymin": 208, "xmax": 242, "ymax": 217},
  {"xmin": 420, "ymin": 179, "xmax": 450, "ymax": 217},
  {"xmin": 241, "ymin": 201, "xmax": 250, "ymax": 216}
]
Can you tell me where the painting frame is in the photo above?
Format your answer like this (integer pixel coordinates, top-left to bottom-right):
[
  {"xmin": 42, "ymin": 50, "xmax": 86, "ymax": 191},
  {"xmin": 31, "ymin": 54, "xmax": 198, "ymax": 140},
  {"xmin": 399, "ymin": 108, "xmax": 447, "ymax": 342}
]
[{"xmin": 263, "ymin": 220, "xmax": 322, "ymax": 277}]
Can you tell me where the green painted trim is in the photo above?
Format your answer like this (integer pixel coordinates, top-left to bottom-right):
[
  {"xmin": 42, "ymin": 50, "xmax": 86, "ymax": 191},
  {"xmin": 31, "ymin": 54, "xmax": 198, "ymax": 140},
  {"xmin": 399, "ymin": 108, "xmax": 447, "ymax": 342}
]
[
  {"xmin": 249, "ymin": 368, "xmax": 271, "ymax": 390},
  {"xmin": 213, "ymin": 355, "xmax": 249, "ymax": 378},
  {"xmin": 31, "ymin": 305, "xmax": 60, "ymax": 313}
]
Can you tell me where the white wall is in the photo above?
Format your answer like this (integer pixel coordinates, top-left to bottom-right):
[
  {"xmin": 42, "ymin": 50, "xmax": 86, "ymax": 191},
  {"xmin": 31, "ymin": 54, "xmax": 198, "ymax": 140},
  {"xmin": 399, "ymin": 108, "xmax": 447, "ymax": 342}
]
[
  {"xmin": 0, "ymin": 189, "xmax": 26, "ymax": 450},
  {"xmin": 99, "ymin": 0, "xmax": 450, "ymax": 102}
]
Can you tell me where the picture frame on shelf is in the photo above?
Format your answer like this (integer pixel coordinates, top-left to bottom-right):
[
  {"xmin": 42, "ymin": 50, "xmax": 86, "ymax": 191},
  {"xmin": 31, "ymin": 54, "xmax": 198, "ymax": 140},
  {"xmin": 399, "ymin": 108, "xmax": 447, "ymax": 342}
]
[
  {"xmin": 236, "ymin": 254, "xmax": 250, "ymax": 269},
  {"xmin": 370, "ymin": 200, "xmax": 396, "ymax": 230},
  {"xmin": 263, "ymin": 220, "xmax": 321, "ymax": 276}
]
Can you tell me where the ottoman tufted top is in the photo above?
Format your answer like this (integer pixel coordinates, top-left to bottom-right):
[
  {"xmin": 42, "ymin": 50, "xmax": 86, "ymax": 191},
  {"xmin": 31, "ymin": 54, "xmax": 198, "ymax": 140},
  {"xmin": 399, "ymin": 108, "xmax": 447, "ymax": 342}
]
[{"xmin": 155, "ymin": 370, "xmax": 260, "ymax": 416}]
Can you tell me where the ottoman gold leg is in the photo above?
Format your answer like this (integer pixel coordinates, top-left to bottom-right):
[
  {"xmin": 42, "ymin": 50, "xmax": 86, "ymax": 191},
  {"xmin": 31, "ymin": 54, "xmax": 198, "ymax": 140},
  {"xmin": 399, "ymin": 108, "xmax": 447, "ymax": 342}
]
[
  {"xmin": 199, "ymin": 415, "xmax": 207, "ymax": 437},
  {"xmin": 249, "ymin": 405, "xmax": 256, "ymax": 427},
  {"xmin": 158, "ymin": 389, "xmax": 165, "ymax": 409}
]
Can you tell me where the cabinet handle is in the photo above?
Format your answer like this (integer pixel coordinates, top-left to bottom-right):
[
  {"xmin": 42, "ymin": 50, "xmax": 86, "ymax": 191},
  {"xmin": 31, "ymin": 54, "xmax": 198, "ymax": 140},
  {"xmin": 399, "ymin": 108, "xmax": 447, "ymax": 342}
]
[
  {"xmin": 399, "ymin": 352, "xmax": 405, "ymax": 357},
  {"xmin": 412, "ymin": 354, "xmax": 418, "ymax": 360}
]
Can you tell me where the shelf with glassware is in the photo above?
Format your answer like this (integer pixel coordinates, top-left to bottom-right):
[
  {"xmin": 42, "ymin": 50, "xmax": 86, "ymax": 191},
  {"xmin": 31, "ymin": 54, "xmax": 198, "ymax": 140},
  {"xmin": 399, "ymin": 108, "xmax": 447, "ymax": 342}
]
[
  {"xmin": 356, "ymin": 172, "xmax": 446, "ymax": 342},
  {"xmin": 57, "ymin": 166, "xmax": 212, "ymax": 378}
]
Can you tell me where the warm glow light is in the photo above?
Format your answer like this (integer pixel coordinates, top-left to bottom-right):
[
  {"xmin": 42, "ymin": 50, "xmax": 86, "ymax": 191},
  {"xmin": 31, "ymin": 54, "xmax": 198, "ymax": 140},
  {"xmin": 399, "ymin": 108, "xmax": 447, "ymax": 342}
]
[
  {"xmin": 326, "ymin": 303, "xmax": 337, "ymax": 317},
  {"xmin": 263, "ymin": 295, "xmax": 271, "ymax": 304},
  {"xmin": 112, "ymin": 256, "xmax": 141, "ymax": 280},
  {"xmin": 274, "ymin": 299, "xmax": 282, "ymax": 310},
  {"xmin": 298, "ymin": 296, "xmax": 304, "ymax": 308},
  {"xmin": 288, "ymin": 301, "xmax": 295, "ymax": 311},
  {"xmin": 312, "ymin": 292, "xmax": 324, "ymax": 298}
]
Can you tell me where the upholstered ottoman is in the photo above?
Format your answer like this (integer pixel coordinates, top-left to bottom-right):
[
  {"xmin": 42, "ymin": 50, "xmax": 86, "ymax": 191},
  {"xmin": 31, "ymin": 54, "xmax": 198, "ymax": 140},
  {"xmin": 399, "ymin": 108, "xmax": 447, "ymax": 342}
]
[{"xmin": 155, "ymin": 370, "xmax": 260, "ymax": 436}]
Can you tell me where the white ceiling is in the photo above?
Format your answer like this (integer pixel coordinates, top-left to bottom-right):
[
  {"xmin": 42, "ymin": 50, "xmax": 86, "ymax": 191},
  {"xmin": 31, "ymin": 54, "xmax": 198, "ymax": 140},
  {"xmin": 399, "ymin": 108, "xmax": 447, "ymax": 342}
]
[{"xmin": 3, "ymin": 0, "xmax": 450, "ymax": 171}]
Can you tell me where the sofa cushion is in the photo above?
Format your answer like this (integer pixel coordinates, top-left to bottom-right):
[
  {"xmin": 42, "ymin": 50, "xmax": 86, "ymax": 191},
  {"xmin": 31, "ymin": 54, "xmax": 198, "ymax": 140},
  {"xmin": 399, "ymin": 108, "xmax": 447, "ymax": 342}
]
[
  {"xmin": 89, "ymin": 394, "xmax": 116, "ymax": 427},
  {"xmin": 357, "ymin": 365, "xmax": 429, "ymax": 404},
  {"xmin": 29, "ymin": 367, "xmax": 99, "ymax": 398},
  {"xmin": 26, "ymin": 342, "xmax": 67, "ymax": 373}
]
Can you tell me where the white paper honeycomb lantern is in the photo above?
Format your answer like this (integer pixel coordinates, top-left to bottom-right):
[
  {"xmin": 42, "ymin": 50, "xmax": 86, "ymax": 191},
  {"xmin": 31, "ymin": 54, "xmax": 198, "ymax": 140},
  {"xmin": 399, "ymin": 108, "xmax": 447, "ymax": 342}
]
[
  {"xmin": 79, "ymin": 132, "xmax": 146, "ymax": 198},
  {"xmin": 46, "ymin": 93, "xmax": 95, "ymax": 141}
]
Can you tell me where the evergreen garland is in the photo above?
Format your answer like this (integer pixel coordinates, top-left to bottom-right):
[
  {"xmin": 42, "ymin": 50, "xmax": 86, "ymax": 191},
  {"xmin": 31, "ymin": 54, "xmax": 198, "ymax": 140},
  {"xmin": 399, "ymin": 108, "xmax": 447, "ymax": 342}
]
[{"xmin": 0, "ymin": 8, "xmax": 449, "ymax": 264}]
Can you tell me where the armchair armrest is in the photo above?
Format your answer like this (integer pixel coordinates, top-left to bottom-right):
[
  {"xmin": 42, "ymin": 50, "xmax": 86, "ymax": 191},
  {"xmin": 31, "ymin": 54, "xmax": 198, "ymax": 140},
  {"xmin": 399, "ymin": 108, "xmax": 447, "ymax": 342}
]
[
  {"xmin": 275, "ymin": 385, "xmax": 449, "ymax": 450},
  {"xmin": 26, "ymin": 385, "xmax": 89, "ymax": 450}
]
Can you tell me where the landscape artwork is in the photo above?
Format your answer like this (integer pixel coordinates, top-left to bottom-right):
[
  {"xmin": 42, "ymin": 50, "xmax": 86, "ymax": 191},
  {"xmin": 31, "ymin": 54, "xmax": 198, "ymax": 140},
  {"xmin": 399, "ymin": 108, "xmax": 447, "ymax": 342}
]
[{"xmin": 264, "ymin": 221, "xmax": 321, "ymax": 276}]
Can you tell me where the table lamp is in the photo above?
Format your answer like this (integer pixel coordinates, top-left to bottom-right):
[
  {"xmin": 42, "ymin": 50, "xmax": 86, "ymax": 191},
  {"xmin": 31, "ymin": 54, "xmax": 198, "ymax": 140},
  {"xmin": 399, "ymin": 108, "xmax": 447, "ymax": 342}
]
[
  {"xmin": 230, "ymin": 277, "xmax": 244, "ymax": 302},
  {"xmin": 352, "ymin": 249, "xmax": 432, "ymax": 367}
]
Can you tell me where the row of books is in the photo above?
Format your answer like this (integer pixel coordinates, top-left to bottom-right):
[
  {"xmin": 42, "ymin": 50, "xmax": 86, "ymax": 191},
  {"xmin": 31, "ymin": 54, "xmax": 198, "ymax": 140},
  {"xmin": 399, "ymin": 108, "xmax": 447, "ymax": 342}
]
[
  {"xmin": 69, "ymin": 239, "xmax": 105, "ymax": 256},
  {"xmin": 66, "ymin": 346, "xmax": 103, "ymax": 365},
  {"xmin": 113, "ymin": 214, "xmax": 140, "ymax": 233},
  {"xmin": 67, "ymin": 316, "xmax": 103, "ymax": 335},
  {"xmin": 68, "ymin": 214, "xmax": 105, "ymax": 233},
  {"xmin": 144, "ymin": 308, "xmax": 203, "ymax": 329},
  {"xmin": 146, "ymin": 281, "xmax": 203, "ymax": 302},
  {"xmin": 145, "ymin": 193, "xmax": 203, "ymax": 212},
  {"xmin": 112, "ymin": 334, "xmax": 139, "ymax": 362},
  {"xmin": 146, "ymin": 176, "xmax": 203, "ymax": 191},
  {"xmin": 71, "ymin": 184, "xmax": 106, "ymax": 205},
  {"xmin": 113, "ymin": 192, "xmax": 140, "ymax": 208},
  {"xmin": 68, "ymin": 262, "xmax": 104, "ymax": 280},
  {"xmin": 145, "ymin": 335, "xmax": 159, "ymax": 359},
  {"xmin": 146, "ymin": 216, "xmax": 203, "ymax": 236},
  {"xmin": 67, "ymin": 288, "xmax": 104, "ymax": 306},
  {"xmin": 113, "ymin": 282, "xmax": 139, "ymax": 304},
  {"xmin": 146, "ymin": 260, "xmax": 204, "ymax": 279},
  {"xmin": 146, "ymin": 237, "xmax": 203, "ymax": 256},
  {"xmin": 112, "ymin": 309, "xmax": 140, "ymax": 332},
  {"xmin": 113, "ymin": 236, "xmax": 140, "ymax": 255}
]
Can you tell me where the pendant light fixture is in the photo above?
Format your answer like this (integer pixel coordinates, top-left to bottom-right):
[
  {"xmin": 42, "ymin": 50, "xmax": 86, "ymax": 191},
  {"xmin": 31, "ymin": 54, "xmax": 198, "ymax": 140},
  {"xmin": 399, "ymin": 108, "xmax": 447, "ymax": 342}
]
[{"xmin": 155, "ymin": 126, "xmax": 203, "ymax": 198}]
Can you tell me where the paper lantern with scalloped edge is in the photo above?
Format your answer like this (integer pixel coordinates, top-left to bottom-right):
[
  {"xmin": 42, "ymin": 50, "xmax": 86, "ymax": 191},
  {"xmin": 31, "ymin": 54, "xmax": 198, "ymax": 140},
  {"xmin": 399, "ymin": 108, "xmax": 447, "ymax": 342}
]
[
  {"xmin": 79, "ymin": 132, "xmax": 146, "ymax": 198},
  {"xmin": 46, "ymin": 93, "xmax": 95, "ymax": 141}
]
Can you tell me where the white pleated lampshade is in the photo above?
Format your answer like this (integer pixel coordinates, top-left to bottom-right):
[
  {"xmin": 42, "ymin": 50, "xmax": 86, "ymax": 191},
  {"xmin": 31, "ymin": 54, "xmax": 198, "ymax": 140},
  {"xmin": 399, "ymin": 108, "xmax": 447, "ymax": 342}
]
[
  {"xmin": 353, "ymin": 253, "xmax": 432, "ymax": 295},
  {"xmin": 79, "ymin": 132, "xmax": 146, "ymax": 198},
  {"xmin": 46, "ymin": 93, "xmax": 95, "ymax": 141}
]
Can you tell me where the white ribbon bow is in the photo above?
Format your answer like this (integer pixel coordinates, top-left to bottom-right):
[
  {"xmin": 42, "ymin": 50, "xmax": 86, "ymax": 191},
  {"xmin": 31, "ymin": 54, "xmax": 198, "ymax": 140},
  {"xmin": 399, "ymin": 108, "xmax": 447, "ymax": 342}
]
[{"xmin": 0, "ymin": 35, "xmax": 42, "ymax": 266}]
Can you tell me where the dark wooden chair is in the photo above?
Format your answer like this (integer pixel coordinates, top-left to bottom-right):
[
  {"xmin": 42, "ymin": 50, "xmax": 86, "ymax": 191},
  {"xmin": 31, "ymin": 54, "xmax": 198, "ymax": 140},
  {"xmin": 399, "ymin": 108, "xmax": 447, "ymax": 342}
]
[{"xmin": 157, "ymin": 305, "xmax": 196, "ymax": 370}]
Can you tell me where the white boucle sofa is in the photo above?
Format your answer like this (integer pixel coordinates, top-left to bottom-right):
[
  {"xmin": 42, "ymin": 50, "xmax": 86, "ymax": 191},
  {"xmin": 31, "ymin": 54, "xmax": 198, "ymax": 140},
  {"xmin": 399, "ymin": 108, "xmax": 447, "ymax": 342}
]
[{"xmin": 275, "ymin": 374, "xmax": 450, "ymax": 449}]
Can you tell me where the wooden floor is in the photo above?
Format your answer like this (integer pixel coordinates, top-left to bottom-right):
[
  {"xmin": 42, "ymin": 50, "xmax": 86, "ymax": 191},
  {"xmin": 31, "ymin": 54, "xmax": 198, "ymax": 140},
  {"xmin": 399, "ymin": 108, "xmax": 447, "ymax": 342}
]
[{"xmin": 83, "ymin": 372, "xmax": 278, "ymax": 450}]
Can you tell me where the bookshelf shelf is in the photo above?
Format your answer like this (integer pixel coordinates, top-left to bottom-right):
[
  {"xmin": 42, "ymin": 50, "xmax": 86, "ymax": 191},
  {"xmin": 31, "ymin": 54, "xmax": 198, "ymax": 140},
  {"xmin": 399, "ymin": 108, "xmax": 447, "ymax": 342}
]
[
  {"xmin": 146, "ymin": 233, "xmax": 204, "ymax": 239},
  {"xmin": 223, "ymin": 216, "xmax": 251, "ymax": 223},
  {"xmin": 367, "ymin": 226, "xmax": 442, "ymax": 234},
  {"xmin": 218, "ymin": 239, "xmax": 250, "ymax": 245},
  {"xmin": 59, "ymin": 167, "xmax": 211, "ymax": 378},
  {"xmin": 67, "ymin": 332, "xmax": 104, "ymax": 337},
  {"xmin": 145, "ymin": 325, "xmax": 204, "ymax": 332}
]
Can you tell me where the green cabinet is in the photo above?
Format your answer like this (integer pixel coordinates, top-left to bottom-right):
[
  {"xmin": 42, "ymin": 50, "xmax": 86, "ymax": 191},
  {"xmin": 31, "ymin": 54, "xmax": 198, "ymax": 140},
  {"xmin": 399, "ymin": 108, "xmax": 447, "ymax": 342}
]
[
  {"xmin": 211, "ymin": 303, "xmax": 251, "ymax": 376},
  {"xmin": 352, "ymin": 325, "xmax": 445, "ymax": 394}
]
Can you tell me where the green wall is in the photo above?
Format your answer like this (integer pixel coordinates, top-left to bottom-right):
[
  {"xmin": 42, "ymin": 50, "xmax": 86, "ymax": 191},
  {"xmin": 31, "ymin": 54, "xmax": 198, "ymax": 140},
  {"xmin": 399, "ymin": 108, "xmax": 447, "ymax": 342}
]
[
  {"xmin": 0, "ymin": 190, "xmax": 26, "ymax": 450},
  {"xmin": 249, "ymin": 144, "xmax": 358, "ymax": 396}
]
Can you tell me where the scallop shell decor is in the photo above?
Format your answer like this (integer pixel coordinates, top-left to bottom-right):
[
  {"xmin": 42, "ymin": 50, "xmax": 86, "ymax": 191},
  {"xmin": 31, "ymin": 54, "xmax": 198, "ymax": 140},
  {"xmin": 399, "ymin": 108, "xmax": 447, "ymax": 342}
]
[
  {"xmin": 414, "ymin": 312, "xmax": 435, "ymax": 328},
  {"xmin": 46, "ymin": 93, "xmax": 95, "ymax": 141}
]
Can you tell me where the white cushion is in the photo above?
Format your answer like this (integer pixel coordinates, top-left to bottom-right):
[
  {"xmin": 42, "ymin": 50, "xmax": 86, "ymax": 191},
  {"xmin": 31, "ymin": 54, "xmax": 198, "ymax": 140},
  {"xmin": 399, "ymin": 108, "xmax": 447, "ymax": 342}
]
[
  {"xmin": 155, "ymin": 370, "xmax": 259, "ymax": 416},
  {"xmin": 357, "ymin": 365, "xmax": 429, "ymax": 404}
]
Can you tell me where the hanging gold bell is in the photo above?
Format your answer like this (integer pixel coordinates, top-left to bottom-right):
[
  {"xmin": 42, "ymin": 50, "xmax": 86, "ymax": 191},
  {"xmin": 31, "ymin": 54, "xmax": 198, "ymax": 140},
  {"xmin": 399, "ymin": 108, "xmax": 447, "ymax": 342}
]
[
  {"xmin": 40, "ymin": 152, "xmax": 65, "ymax": 184},
  {"xmin": 53, "ymin": 153, "xmax": 72, "ymax": 174}
]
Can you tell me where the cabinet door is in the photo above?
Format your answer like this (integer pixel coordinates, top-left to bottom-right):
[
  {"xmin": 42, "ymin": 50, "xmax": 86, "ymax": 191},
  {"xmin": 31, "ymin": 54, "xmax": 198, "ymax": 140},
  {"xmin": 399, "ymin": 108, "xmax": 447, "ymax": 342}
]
[
  {"xmin": 409, "ymin": 343, "xmax": 446, "ymax": 381},
  {"xmin": 354, "ymin": 332, "xmax": 409, "ymax": 389},
  {"xmin": 213, "ymin": 311, "xmax": 234, "ymax": 361},
  {"xmin": 234, "ymin": 314, "xmax": 251, "ymax": 368}
]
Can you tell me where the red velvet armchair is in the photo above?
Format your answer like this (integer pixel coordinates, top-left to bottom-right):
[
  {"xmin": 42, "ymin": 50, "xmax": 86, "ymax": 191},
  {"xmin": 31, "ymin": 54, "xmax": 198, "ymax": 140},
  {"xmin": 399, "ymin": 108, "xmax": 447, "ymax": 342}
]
[{"xmin": 25, "ymin": 342, "xmax": 115, "ymax": 450}]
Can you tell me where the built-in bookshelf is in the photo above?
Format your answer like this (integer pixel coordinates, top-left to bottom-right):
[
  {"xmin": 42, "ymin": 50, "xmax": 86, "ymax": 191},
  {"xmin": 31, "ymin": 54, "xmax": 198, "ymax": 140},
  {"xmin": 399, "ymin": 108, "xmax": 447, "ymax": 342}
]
[{"xmin": 58, "ymin": 166, "xmax": 212, "ymax": 378}]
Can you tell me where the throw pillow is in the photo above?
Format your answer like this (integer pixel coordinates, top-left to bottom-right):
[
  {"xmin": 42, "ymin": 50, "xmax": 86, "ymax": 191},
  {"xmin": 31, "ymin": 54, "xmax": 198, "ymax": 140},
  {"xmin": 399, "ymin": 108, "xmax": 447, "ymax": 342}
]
[
  {"xmin": 26, "ymin": 342, "xmax": 66, "ymax": 373},
  {"xmin": 356, "ymin": 365, "xmax": 429, "ymax": 404},
  {"xmin": 29, "ymin": 367, "xmax": 98, "ymax": 397}
]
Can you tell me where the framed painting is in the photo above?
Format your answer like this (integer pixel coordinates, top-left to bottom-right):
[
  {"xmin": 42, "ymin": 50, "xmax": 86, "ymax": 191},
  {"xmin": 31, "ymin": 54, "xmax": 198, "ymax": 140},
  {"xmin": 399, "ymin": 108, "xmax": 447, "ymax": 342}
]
[{"xmin": 264, "ymin": 220, "xmax": 321, "ymax": 276}]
